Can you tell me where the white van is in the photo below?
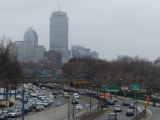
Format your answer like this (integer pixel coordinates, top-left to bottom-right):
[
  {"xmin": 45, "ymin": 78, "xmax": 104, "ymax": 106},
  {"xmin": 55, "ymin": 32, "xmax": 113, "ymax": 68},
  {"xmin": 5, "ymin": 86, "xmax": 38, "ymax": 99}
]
[{"xmin": 73, "ymin": 93, "xmax": 80, "ymax": 99}]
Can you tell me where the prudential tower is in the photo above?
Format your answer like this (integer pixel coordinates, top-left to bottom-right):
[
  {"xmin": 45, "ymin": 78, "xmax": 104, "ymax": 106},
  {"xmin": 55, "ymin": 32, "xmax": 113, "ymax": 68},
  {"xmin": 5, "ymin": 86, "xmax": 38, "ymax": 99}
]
[{"xmin": 50, "ymin": 10, "xmax": 69, "ymax": 63}]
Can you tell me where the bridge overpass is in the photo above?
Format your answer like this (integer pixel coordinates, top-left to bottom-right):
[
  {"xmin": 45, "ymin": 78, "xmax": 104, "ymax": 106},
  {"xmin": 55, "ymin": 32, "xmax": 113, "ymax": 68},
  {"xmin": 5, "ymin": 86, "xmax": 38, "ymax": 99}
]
[{"xmin": 19, "ymin": 79, "xmax": 89, "ymax": 84}]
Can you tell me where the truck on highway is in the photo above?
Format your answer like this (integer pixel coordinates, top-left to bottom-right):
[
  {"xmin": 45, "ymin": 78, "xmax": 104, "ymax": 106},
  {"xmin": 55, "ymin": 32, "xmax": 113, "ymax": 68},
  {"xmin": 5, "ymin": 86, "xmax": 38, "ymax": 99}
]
[{"xmin": 122, "ymin": 98, "xmax": 131, "ymax": 106}]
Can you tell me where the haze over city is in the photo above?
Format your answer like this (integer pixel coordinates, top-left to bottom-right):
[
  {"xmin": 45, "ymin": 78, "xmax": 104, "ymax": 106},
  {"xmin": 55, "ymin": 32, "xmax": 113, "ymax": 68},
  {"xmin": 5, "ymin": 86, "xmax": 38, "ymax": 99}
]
[{"xmin": 0, "ymin": 0, "xmax": 160, "ymax": 61}]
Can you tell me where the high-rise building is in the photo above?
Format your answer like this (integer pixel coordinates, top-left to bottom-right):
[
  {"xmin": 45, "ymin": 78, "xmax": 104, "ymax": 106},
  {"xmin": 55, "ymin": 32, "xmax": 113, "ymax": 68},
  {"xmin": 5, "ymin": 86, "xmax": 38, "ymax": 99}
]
[
  {"xmin": 71, "ymin": 45, "xmax": 99, "ymax": 59},
  {"xmin": 24, "ymin": 27, "xmax": 38, "ymax": 47},
  {"xmin": 50, "ymin": 11, "xmax": 69, "ymax": 63}
]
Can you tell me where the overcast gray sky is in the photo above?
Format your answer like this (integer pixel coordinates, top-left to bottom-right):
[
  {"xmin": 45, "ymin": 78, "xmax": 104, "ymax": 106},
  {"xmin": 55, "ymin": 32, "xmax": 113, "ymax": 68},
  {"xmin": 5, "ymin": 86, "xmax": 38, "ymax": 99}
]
[{"xmin": 0, "ymin": 0, "xmax": 160, "ymax": 61}]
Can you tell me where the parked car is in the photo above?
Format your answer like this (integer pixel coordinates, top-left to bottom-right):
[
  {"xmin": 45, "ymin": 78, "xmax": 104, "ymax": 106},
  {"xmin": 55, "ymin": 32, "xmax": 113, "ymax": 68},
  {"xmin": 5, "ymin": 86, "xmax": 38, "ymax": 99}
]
[
  {"xmin": 126, "ymin": 109, "xmax": 135, "ymax": 116},
  {"xmin": 108, "ymin": 112, "xmax": 117, "ymax": 120},
  {"xmin": 129, "ymin": 102, "xmax": 135, "ymax": 108},
  {"xmin": 114, "ymin": 105, "xmax": 122, "ymax": 112},
  {"xmin": 75, "ymin": 104, "xmax": 83, "ymax": 110},
  {"xmin": 0, "ymin": 113, "xmax": 8, "ymax": 120}
]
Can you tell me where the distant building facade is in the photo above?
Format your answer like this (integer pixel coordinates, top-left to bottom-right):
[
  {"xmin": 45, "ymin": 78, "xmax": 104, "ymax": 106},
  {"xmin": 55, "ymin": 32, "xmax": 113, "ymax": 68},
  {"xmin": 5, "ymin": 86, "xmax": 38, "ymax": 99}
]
[
  {"xmin": 71, "ymin": 45, "xmax": 99, "ymax": 59},
  {"xmin": 50, "ymin": 11, "xmax": 69, "ymax": 63},
  {"xmin": 44, "ymin": 50, "xmax": 62, "ymax": 68},
  {"xmin": 24, "ymin": 27, "xmax": 38, "ymax": 47},
  {"xmin": 15, "ymin": 27, "xmax": 46, "ymax": 63}
]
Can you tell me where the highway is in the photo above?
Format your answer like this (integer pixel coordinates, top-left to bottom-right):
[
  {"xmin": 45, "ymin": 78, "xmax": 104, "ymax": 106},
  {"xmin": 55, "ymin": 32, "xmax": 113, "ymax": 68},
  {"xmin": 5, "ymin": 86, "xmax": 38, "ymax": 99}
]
[{"xmin": 99, "ymin": 99, "xmax": 141, "ymax": 120}]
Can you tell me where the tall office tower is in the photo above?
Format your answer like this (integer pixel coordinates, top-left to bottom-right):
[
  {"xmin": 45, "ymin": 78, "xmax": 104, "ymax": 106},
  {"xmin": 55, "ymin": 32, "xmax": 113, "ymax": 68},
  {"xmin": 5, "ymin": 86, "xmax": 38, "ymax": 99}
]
[
  {"xmin": 24, "ymin": 27, "xmax": 38, "ymax": 47},
  {"xmin": 50, "ymin": 11, "xmax": 69, "ymax": 63}
]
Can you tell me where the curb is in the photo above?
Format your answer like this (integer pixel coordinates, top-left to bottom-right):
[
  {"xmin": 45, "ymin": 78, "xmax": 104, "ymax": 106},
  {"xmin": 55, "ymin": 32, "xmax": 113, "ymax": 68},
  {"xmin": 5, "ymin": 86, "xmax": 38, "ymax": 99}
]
[{"xmin": 94, "ymin": 106, "xmax": 111, "ymax": 120}]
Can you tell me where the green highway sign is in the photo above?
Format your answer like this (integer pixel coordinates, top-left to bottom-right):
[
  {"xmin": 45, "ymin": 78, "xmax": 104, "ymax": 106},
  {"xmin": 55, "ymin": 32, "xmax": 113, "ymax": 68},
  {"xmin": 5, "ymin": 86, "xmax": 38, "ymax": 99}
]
[
  {"xmin": 106, "ymin": 85, "xmax": 119, "ymax": 92},
  {"xmin": 131, "ymin": 84, "xmax": 139, "ymax": 90}
]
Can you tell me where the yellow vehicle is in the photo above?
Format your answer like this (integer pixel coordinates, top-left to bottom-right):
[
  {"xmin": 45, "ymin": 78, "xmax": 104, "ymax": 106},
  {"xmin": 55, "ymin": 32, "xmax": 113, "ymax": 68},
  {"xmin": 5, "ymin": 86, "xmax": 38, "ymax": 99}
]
[{"xmin": 63, "ymin": 92, "xmax": 70, "ymax": 98}]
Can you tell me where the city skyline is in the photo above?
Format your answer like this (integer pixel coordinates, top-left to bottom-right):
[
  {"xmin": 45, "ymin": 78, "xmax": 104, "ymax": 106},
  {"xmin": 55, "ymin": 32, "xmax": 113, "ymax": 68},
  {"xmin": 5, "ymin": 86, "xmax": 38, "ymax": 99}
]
[{"xmin": 0, "ymin": 0, "xmax": 160, "ymax": 61}]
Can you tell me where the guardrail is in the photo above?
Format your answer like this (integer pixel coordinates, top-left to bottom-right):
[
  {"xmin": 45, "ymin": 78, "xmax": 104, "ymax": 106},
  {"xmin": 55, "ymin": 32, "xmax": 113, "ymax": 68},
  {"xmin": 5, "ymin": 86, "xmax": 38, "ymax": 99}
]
[{"xmin": 131, "ymin": 109, "xmax": 146, "ymax": 120}]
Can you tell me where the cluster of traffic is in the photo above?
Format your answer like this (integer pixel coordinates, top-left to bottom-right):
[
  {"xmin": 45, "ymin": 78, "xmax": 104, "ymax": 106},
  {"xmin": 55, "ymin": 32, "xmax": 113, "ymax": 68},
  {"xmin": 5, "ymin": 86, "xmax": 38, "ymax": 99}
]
[
  {"xmin": 0, "ymin": 83, "xmax": 64, "ymax": 120},
  {"xmin": 108, "ymin": 96, "xmax": 136, "ymax": 120},
  {"xmin": 52, "ymin": 87, "xmax": 90, "ymax": 110}
]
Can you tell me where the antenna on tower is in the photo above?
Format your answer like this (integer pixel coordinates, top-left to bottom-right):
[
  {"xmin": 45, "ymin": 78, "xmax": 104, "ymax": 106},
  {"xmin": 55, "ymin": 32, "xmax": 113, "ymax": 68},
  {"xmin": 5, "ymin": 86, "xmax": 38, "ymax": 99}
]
[{"xmin": 59, "ymin": 0, "xmax": 60, "ymax": 11}]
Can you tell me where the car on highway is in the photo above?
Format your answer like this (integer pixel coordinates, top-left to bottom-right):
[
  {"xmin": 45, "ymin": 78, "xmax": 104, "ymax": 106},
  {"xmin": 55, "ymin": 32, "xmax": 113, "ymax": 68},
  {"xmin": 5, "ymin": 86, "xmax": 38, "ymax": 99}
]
[
  {"xmin": 129, "ymin": 102, "xmax": 135, "ymax": 108},
  {"xmin": 111, "ymin": 95, "xmax": 117, "ymax": 102},
  {"xmin": 41, "ymin": 87, "xmax": 46, "ymax": 90},
  {"xmin": 72, "ymin": 98, "xmax": 79, "ymax": 104},
  {"xmin": 126, "ymin": 109, "xmax": 134, "ymax": 116},
  {"xmin": 16, "ymin": 94, "xmax": 22, "ymax": 100},
  {"xmin": 55, "ymin": 101, "xmax": 63, "ymax": 107},
  {"xmin": 0, "ymin": 113, "xmax": 8, "ymax": 120},
  {"xmin": 108, "ymin": 98, "xmax": 115, "ymax": 105},
  {"xmin": 42, "ymin": 100, "xmax": 50, "ymax": 107},
  {"xmin": 63, "ymin": 92, "xmax": 70, "ymax": 98},
  {"xmin": 114, "ymin": 105, "xmax": 122, "ymax": 112},
  {"xmin": 73, "ymin": 93, "xmax": 80, "ymax": 99},
  {"xmin": 53, "ymin": 90, "xmax": 59, "ymax": 95},
  {"xmin": 108, "ymin": 112, "xmax": 117, "ymax": 120},
  {"xmin": 45, "ymin": 97, "xmax": 53, "ymax": 104},
  {"xmin": 8, "ymin": 109, "xmax": 21, "ymax": 118},
  {"xmin": 35, "ymin": 102, "xmax": 44, "ymax": 112},
  {"xmin": 75, "ymin": 104, "xmax": 83, "ymax": 110},
  {"xmin": 84, "ymin": 104, "xmax": 91, "ymax": 109}
]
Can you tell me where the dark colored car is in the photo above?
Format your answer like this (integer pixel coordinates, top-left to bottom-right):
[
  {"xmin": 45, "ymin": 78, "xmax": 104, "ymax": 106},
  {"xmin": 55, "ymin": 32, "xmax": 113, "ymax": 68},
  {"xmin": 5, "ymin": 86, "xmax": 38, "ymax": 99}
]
[
  {"xmin": 108, "ymin": 112, "xmax": 117, "ymax": 120},
  {"xmin": 72, "ymin": 98, "xmax": 79, "ymax": 104},
  {"xmin": 53, "ymin": 90, "xmax": 59, "ymax": 95},
  {"xmin": 0, "ymin": 113, "xmax": 8, "ymax": 120},
  {"xmin": 126, "ymin": 109, "xmax": 134, "ymax": 116}
]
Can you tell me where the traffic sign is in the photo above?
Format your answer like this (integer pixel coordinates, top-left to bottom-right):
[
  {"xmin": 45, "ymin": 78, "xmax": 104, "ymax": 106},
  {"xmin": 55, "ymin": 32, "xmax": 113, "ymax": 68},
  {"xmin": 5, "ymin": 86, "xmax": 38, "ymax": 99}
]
[
  {"xmin": 131, "ymin": 84, "xmax": 139, "ymax": 90},
  {"xmin": 107, "ymin": 85, "xmax": 119, "ymax": 92},
  {"xmin": 144, "ymin": 105, "xmax": 148, "ymax": 109},
  {"xmin": 102, "ymin": 93, "xmax": 107, "ymax": 99},
  {"xmin": 121, "ymin": 86, "xmax": 129, "ymax": 90},
  {"xmin": 146, "ymin": 97, "xmax": 150, "ymax": 102}
]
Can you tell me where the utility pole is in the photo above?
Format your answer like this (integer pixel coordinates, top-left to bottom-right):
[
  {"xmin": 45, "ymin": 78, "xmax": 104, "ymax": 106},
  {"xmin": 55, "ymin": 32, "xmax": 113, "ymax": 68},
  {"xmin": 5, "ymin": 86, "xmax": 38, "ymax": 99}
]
[
  {"xmin": 135, "ymin": 91, "xmax": 137, "ymax": 116},
  {"xmin": 68, "ymin": 100, "xmax": 70, "ymax": 120},
  {"xmin": 72, "ymin": 104, "xmax": 75, "ymax": 120}
]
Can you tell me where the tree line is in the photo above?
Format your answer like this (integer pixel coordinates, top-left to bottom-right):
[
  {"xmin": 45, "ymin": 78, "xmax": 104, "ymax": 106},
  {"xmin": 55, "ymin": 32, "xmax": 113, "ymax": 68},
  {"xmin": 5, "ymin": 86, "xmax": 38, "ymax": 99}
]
[
  {"xmin": 62, "ymin": 56, "xmax": 160, "ymax": 91},
  {"xmin": 0, "ymin": 37, "xmax": 22, "ymax": 86}
]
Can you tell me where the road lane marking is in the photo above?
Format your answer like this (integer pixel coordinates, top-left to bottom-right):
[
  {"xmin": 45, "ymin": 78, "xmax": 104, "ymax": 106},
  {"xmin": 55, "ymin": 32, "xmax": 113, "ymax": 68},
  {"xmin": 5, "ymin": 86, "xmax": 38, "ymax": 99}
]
[
  {"xmin": 49, "ymin": 94, "xmax": 53, "ymax": 98},
  {"xmin": 146, "ymin": 109, "xmax": 152, "ymax": 115},
  {"xmin": 137, "ymin": 107, "xmax": 142, "ymax": 112}
]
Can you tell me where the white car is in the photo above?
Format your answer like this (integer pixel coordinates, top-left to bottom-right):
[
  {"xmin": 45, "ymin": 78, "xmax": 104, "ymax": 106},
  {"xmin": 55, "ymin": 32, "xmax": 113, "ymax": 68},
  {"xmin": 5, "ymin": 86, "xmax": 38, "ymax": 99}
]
[
  {"xmin": 75, "ymin": 104, "xmax": 83, "ymax": 110},
  {"xmin": 16, "ymin": 94, "xmax": 22, "ymax": 99},
  {"xmin": 114, "ymin": 105, "xmax": 122, "ymax": 112},
  {"xmin": 41, "ymin": 87, "xmax": 46, "ymax": 90},
  {"xmin": 8, "ymin": 109, "xmax": 22, "ymax": 118},
  {"xmin": 73, "ymin": 93, "xmax": 80, "ymax": 99}
]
